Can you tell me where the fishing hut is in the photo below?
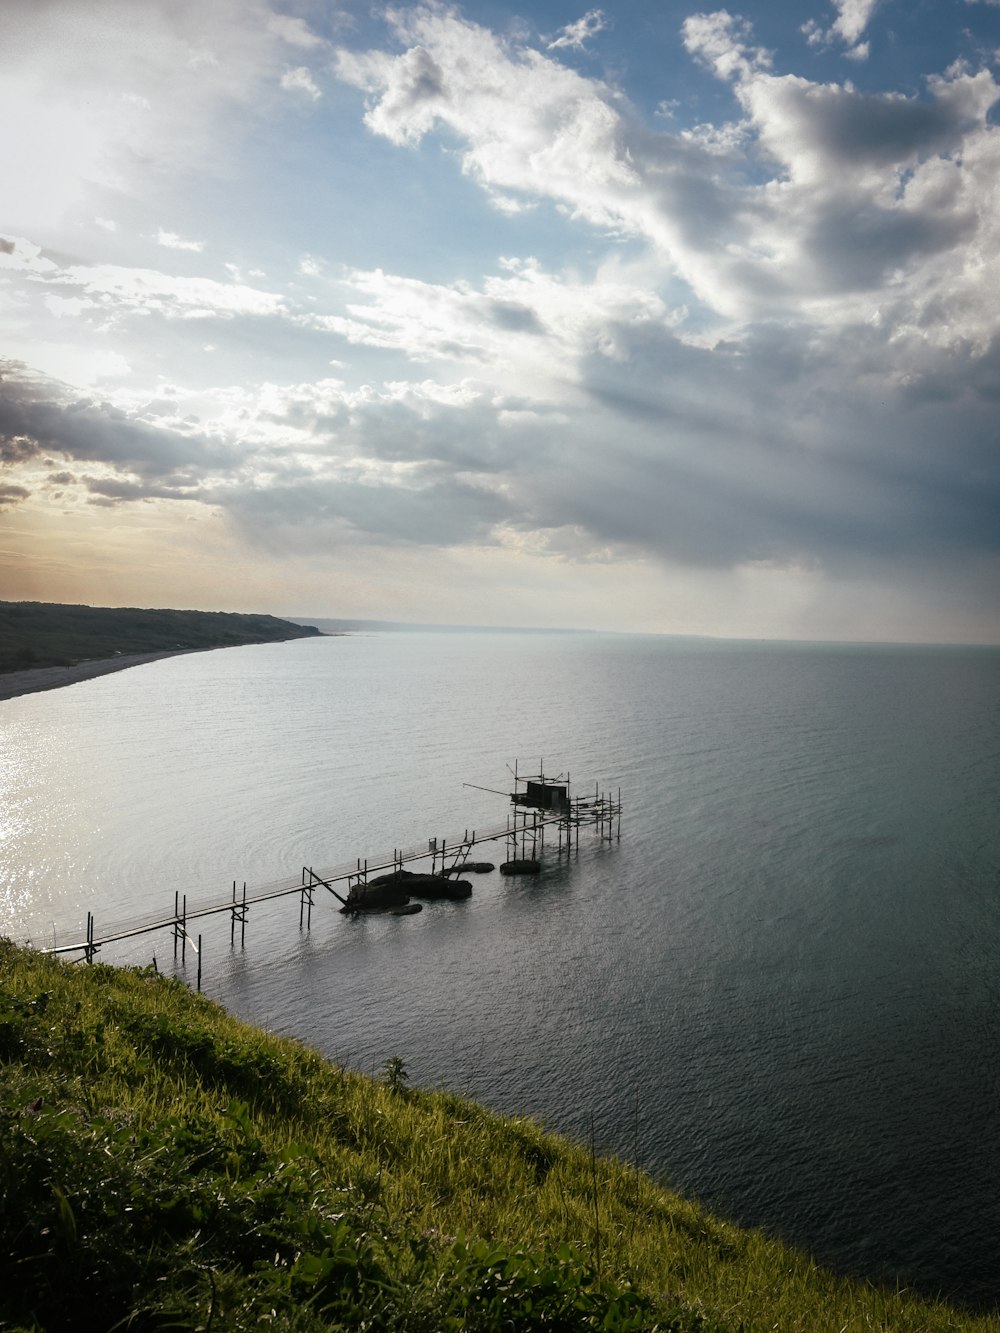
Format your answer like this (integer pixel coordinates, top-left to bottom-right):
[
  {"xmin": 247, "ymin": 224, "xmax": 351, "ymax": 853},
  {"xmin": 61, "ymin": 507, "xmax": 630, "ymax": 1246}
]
[{"xmin": 496, "ymin": 760, "xmax": 621, "ymax": 873}]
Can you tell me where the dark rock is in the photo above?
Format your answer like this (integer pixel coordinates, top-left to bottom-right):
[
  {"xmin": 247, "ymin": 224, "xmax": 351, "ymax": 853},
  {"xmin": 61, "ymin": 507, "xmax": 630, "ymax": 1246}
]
[{"xmin": 499, "ymin": 859, "xmax": 541, "ymax": 876}]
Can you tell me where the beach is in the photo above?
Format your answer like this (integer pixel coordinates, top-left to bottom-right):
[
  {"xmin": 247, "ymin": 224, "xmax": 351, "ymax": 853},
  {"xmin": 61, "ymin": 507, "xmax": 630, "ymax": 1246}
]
[{"xmin": 0, "ymin": 651, "xmax": 194, "ymax": 702}]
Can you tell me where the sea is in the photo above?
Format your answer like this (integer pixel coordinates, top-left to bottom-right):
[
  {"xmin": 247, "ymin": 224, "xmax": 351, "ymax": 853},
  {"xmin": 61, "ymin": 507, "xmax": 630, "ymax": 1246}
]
[{"xmin": 1, "ymin": 631, "xmax": 999, "ymax": 1308}]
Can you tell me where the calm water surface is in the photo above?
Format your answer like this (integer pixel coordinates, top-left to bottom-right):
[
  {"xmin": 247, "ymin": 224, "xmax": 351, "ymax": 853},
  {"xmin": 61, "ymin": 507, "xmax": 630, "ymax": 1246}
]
[{"xmin": 2, "ymin": 633, "xmax": 999, "ymax": 1307}]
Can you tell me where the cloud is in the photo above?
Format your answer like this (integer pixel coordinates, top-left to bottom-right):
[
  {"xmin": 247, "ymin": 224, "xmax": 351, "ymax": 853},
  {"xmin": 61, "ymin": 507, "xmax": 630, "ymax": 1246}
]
[
  {"xmin": 562, "ymin": 319, "xmax": 1000, "ymax": 574},
  {"xmin": 335, "ymin": 7, "xmax": 652, "ymax": 240},
  {"xmin": 334, "ymin": 3, "xmax": 1000, "ymax": 341},
  {"xmin": 43, "ymin": 295, "xmax": 95, "ymax": 320},
  {"xmin": 830, "ymin": 0, "xmax": 880, "ymax": 46},
  {"xmin": 547, "ymin": 9, "xmax": 608, "ymax": 52},
  {"xmin": 0, "ymin": 482, "xmax": 31, "ymax": 509},
  {"xmin": 0, "ymin": 359, "xmax": 529, "ymax": 550},
  {"xmin": 0, "ymin": 362, "xmax": 235, "ymax": 487},
  {"xmin": 155, "ymin": 229, "xmax": 205, "ymax": 252},
  {"xmin": 225, "ymin": 471, "xmax": 512, "ymax": 551},
  {"xmin": 234, "ymin": 271, "xmax": 1000, "ymax": 594},
  {"xmin": 4, "ymin": 1, "xmax": 999, "ymax": 640},
  {"xmin": 281, "ymin": 66, "xmax": 322, "ymax": 99},
  {"xmin": 49, "ymin": 263, "xmax": 287, "ymax": 320},
  {"xmin": 681, "ymin": 10, "xmax": 772, "ymax": 80},
  {"xmin": 268, "ymin": 14, "xmax": 326, "ymax": 48},
  {"xmin": 304, "ymin": 260, "xmax": 670, "ymax": 397},
  {"xmin": 0, "ymin": 0, "xmax": 294, "ymax": 234},
  {"xmin": 0, "ymin": 234, "xmax": 57, "ymax": 274},
  {"xmin": 801, "ymin": 0, "xmax": 879, "ymax": 55}
]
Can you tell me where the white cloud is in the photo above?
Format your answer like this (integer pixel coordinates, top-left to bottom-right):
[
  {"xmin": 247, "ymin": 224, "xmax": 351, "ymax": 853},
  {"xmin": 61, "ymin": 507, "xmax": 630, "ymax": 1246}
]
[
  {"xmin": 43, "ymin": 295, "xmax": 92, "ymax": 319},
  {"xmin": 55, "ymin": 263, "xmax": 287, "ymax": 320},
  {"xmin": 334, "ymin": 7, "xmax": 640, "ymax": 224},
  {"xmin": 0, "ymin": 0, "xmax": 290, "ymax": 233},
  {"xmin": 268, "ymin": 15, "xmax": 326, "ymax": 48},
  {"xmin": 547, "ymin": 10, "xmax": 607, "ymax": 52},
  {"xmin": 305, "ymin": 260, "xmax": 672, "ymax": 403},
  {"xmin": 0, "ymin": 235, "xmax": 57, "ymax": 274},
  {"xmin": 4, "ymin": 2, "xmax": 1000, "ymax": 640},
  {"xmin": 830, "ymin": 0, "xmax": 880, "ymax": 46},
  {"xmin": 1, "ymin": 344, "xmax": 132, "ymax": 387},
  {"xmin": 681, "ymin": 11, "xmax": 772, "ymax": 81},
  {"xmin": 801, "ymin": 0, "xmax": 880, "ymax": 53},
  {"xmin": 334, "ymin": 5, "xmax": 1000, "ymax": 344},
  {"xmin": 281, "ymin": 66, "xmax": 321, "ymax": 99},
  {"xmin": 155, "ymin": 229, "xmax": 205, "ymax": 252}
]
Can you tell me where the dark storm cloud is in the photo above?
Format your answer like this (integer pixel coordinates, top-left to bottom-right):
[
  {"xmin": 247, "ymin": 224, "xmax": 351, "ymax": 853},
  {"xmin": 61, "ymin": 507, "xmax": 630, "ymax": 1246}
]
[
  {"xmin": 545, "ymin": 319, "xmax": 1000, "ymax": 573},
  {"xmin": 83, "ymin": 476, "xmax": 204, "ymax": 503},
  {"xmin": 485, "ymin": 300, "xmax": 545, "ymax": 334},
  {"xmin": 401, "ymin": 45, "xmax": 446, "ymax": 104},
  {"xmin": 0, "ymin": 482, "xmax": 31, "ymax": 508},
  {"xmin": 895, "ymin": 332, "xmax": 1000, "ymax": 406},
  {"xmin": 633, "ymin": 125, "xmax": 755, "ymax": 250},
  {"xmin": 263, "ymin": 378, "xmax": 560, "ymax": 477},
  {"xmin": 776, "ymin": 81, "xmax": 980, "ymax": 168},
  {"xmin": 806, "ymin": 201, "xmax": 976, "ymax": 292},
  {"xmin": 225, "ymin": 472, "xmax": 512, "ymax": 550},
  {"xmin": 0, "ymin": 361, "xmax": 236, "ymax": 487},
  {"xmin": 348, "ymin": 398, "xmax": 554, "ymax": 475}
]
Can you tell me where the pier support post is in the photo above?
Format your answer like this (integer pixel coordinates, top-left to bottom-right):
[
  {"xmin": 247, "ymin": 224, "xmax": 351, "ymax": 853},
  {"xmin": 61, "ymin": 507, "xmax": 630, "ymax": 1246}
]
[
  {"xmin": 230, "ymin": 880, "xmax": 248, "ymax": 948},
  {"xmin": 299, "ymin": 879, "xmax": 314, "ymax": 930},
  {"xmin": 84, "ymin": 911, "xmax": 98, "ymax": 964}
]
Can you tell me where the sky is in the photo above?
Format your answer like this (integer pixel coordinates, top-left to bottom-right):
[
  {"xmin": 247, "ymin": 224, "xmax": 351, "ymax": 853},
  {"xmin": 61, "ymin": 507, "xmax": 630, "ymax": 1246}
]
[{"xmin": 2, "ymin": 0, "xmax": 999, "ymax": 642}]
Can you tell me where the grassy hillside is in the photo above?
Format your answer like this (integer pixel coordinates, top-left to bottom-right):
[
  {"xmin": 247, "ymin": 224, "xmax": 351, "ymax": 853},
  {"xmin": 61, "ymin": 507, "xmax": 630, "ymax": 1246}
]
[
  {"xmin": 1, "ymin": 943, "xmax": 996, "ymax": 1332},
  {"xmin": 0, "ymin": 601, "xmax": 321, "ymax": 674}
]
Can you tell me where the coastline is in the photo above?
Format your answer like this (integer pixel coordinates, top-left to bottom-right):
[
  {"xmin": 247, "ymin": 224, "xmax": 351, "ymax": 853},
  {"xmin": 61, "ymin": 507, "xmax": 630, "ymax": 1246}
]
[{"xmin": 0, "ymin": 650, "xmax": 197, "ymax": 702}]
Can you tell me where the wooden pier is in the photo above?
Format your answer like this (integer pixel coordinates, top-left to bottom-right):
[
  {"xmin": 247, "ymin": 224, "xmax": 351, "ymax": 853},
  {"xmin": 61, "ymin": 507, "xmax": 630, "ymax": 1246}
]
[{"xmin": 37, "ymin": 763, "xmax": 622, "ymax": 986}]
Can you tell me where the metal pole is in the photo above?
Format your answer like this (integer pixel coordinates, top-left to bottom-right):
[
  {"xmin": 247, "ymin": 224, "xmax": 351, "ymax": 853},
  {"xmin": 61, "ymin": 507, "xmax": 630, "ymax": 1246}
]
[{"xmin": 197, "ymin": 935, "xmax": 202, "ymax": 992}]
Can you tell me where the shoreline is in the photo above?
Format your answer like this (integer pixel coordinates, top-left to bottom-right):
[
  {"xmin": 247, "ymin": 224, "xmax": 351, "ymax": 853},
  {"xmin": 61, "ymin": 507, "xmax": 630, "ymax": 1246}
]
[{"xmin": 0, "ymin": 650, "xmax": 198, "ymax": 702}]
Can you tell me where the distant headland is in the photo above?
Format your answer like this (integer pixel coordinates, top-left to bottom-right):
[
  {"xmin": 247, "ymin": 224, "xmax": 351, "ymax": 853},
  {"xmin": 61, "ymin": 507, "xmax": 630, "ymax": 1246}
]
[{"xmin": 0, "ymin": 601, "xmax": 322, "ymax": 701}]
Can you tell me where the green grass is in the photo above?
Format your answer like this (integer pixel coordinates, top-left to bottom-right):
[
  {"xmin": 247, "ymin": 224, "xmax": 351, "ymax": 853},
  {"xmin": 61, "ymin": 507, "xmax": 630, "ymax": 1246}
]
[
  {"xmin": 1, "ymin": 940, "xmax": 995, "ymax": 1331},
  {"xmin": 0, "ymin": 601, "xmax": 320, "ymax": 674}
]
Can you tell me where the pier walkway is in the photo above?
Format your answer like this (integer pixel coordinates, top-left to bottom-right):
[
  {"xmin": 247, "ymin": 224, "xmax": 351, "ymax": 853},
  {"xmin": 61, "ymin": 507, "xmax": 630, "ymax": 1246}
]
[
  {"xmin": 35, "ymin": 768, "xmax": 622, "ymax": 987},
  {"xmin": 40, "ymin": 789, "xmax": 620, "ymax": 968}
]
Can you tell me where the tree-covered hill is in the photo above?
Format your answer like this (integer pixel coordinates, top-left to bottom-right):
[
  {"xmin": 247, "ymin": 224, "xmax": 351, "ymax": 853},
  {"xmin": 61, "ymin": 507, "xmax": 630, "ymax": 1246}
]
[{"xmin": 0, "ymin": 601, "xmax": 321, "ymax": 674}]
